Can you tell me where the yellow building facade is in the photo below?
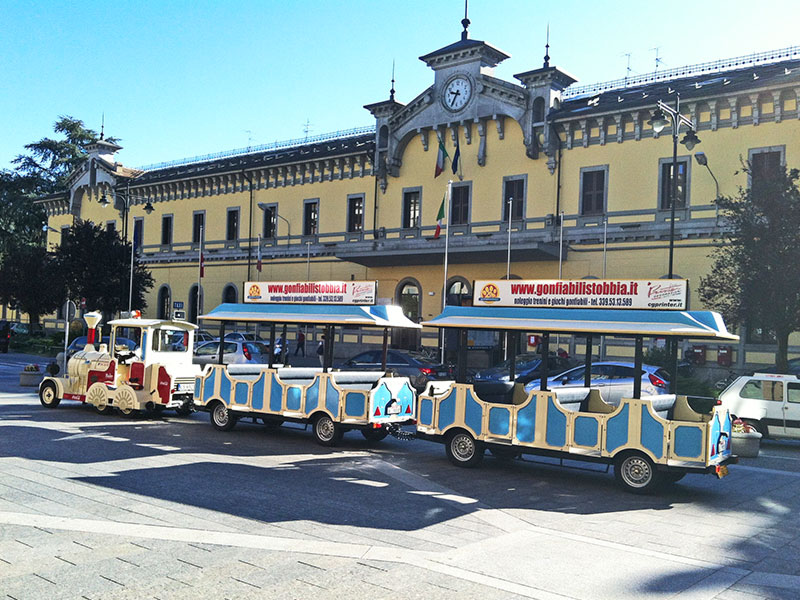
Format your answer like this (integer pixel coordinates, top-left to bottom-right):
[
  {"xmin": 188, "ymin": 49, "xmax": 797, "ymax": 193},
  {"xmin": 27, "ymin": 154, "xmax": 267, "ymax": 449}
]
[{"xmin": 37, "ymin": 25, "xmax": 800, "ymax": 370}]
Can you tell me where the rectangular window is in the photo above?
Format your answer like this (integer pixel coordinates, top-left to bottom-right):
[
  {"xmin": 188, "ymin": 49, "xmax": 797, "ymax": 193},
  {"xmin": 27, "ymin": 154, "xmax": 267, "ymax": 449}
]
[
  {"xmin": 581, "ymin": 168, "xmax": 606, "ymax": 215},
  {"xmin": 503, "ymin": 178, "xmax": 525, "ymax": 221},
  {"xmin": 304, "ymin": 200, "xmax": 319, "ymax": 236},
  {"xmin": 262, "ymin": 205, "xmax": 276, "ymax": 238},
  {"xmin": 193, "ymin": 212, "xmax": 205, "ymax": 244},
  {"xmin": 161, "ymin": 215, "xmax": 173, "ymax": 246},
  {"xmin": 745, "ymin": 323, "xmax": 776, "ymax": 344},
  {"xmin": 60, "ymin": 225, "xmax": 70, "ymax": 239},
  {"xmin": 347, "ymin": 195, "xmax": 364, "ymax": 232},
  {"xmin": 226, "ymin": 208, "xmax": 239, "ymax": 241},
  {"xmin": 106, "ymin": 221, "xmax": 116, "ymax": 232},
  {"xmin": 402, "ymin": 190, "xmax": 421, "ymax": 229},
  {"xmin": 132, "ymin": 218, "xmax": 143, "ymax": 251},
  {"xmin": 751, "ymin": 149, "xmax": 782, "ymax": 186},
  {"xmin": 450, "ymin": 184, "xmax": 469, "ymax": 225},
  {"xmin": 659, "ymin": 159, "xmax": 688, "ymax": 210}
]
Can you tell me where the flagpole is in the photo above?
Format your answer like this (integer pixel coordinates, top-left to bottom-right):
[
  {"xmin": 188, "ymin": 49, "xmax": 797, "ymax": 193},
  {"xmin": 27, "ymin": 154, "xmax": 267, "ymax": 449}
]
[
  {"xmin": 197, "ymin": 225, "xmax": 203, "ymax": 322},
  {"xmin": 440, "ymin": 179, "xmax": 452, "ymax": 364}
]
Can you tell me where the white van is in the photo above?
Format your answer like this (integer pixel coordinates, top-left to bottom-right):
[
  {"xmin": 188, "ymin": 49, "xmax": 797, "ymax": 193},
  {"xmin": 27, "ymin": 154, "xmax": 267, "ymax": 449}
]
[{"xmin": 718, "ymin": 373, "xmax": 800, "ymax": 439}]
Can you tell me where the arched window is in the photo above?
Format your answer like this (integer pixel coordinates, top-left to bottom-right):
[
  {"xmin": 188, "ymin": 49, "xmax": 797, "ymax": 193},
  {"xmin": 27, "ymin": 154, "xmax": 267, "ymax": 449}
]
[
  {"xmin": 189, "ymin": 285, "xmax": 203, "ymax": 324},
  {"xmin": 222, "ymin": 284, "xmax": 238, "ymax": 304},
  {"xmin": 157, "ymin": 286, "xmax": 171, "ymax": 320},
  {"xmin": 394, "ymin": 278, "xmax": 422, "ymax": 350},
  {"xmin": 446, "ymin": 277, "xmax": 471, "ymax": 306},
  {"xmin": 378, "ymin": 125, "xmax": 389, "ymax": 150},
  {"xmin": 532, "ymin": 97, "xmax": 546, "ymax": 123}
]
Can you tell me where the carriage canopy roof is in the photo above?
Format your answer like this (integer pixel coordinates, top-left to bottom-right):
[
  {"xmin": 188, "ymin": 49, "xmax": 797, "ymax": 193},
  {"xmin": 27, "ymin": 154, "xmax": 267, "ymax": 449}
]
[
  {"xmin": 422, "ymin": 305, "xmax": 738, "ymax": 340},
  {"xmin": 200, "ymin": 303, "xmax": 422, "ymax": 329}
]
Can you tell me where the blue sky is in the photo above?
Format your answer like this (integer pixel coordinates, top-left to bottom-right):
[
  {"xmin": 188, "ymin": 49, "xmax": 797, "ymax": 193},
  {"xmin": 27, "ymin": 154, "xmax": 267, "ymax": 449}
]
[{"xmin": 2, "ymin": 0, "xmax": 798, "ymax": 170}]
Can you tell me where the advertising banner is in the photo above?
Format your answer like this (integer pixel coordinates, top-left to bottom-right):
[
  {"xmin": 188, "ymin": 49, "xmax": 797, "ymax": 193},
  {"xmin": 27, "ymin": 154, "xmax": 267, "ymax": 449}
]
[
  {"xmin": 472, "ymin": 279, "xmax": 688, "ymax": 310},
  {"xmin": 244, "ymin": 281, "xmax": 377, "ymax": 305}
]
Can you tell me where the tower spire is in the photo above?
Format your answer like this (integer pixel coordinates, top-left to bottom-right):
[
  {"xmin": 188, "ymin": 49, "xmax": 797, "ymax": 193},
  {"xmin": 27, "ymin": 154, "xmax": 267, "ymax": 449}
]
[
  {"xmin": 461, "ymin": 0, "xmax": 470, "ymax": 40},
  {"xmin": 543, "ymin": 24, "xmax": 550, "ymax": 68},
  {"xmin": 100, "ymin": 112, "xmax": 105, "ymax": 140},
  {"xmin": 390, "ymin": 59, "xmax": 396, "ymax": 101}
]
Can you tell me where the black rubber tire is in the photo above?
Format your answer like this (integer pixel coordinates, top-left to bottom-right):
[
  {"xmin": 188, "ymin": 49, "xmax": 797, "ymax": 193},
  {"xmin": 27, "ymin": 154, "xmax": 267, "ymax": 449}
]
[
  {"xmin": 39, "ymin": 381, "xmax": 61, "ymax": 408},
  {"xmin": 210, "ymin": 402, "xmax": 237, "ymax": 431},
  {"xmin": 445, "ymin": 430, "xmax": 485, "ymax": 468},
  {"xmin": 95, "ymin": 406, "xmax": 115, "ymax": 415},
  {"xmin": 489, "ymin": 446, "xmax": 521, "ymax": 461},
  {"xmin": 117, "ymin": 407, "xmax": 139, "ymax": 419},
  {"xmin": 361, "ymin": 428, "xmax": 389, "ymax": 442},
  {"xmin": 614, "ymin": 452, "xmax": 663, "ymax": 494},
  {"xmin": 313, "ymin": 414, "xmax": 343, "ymax": 447}
]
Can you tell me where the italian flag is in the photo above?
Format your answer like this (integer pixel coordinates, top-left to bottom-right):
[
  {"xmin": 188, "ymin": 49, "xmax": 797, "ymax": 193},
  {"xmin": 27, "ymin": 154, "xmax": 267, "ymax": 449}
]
[
  {"xmin": 434, "ymin": 194, "xmax": 446, "ymax": 239},
  {"xmin": 434, "ymin": 139, "xmax": 449, "ymax": 177}
]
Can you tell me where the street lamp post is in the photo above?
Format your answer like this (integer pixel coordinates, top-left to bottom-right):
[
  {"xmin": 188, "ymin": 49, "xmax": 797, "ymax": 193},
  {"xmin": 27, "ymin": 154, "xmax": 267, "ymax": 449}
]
[
  {"xmin": 647, "ymin": 94, "xmax": 701, "ymax": 279},
  {"xmin": 694, "ymin": 152, "xmax": 721, "ymax": 220},
  {"xmin": 99, "ymin": 188, "xmax": 155, "ymax": 312}
]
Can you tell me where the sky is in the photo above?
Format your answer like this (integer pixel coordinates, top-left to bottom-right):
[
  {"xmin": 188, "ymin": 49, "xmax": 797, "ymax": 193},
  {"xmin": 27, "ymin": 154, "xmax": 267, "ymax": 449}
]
[{"xmin": 2, "ymin": 0, "xmax": 798, "ymax": 170}]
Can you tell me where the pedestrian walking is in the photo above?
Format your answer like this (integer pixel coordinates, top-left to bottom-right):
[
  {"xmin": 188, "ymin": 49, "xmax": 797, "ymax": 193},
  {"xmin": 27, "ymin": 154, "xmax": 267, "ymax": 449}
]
[
  {"xmin": 294, "ymin": 329, "xmax": 306, "ymax": 356},
  {"xmin": 317, "ymin": 334, "xmax": 325, "ymax": 367}
]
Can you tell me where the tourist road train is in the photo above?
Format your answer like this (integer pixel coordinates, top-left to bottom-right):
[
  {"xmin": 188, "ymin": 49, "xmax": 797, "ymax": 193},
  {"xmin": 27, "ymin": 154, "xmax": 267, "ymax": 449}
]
[{"xmin": 38, "ymin": 279, "xmax": 738, "ymax": 493}]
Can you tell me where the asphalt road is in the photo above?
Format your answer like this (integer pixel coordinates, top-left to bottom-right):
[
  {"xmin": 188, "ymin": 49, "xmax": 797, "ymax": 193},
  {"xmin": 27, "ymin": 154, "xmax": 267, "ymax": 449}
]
[{"xmin": 1, "ymin": 372, "xmax": 799, "ymax": 599}]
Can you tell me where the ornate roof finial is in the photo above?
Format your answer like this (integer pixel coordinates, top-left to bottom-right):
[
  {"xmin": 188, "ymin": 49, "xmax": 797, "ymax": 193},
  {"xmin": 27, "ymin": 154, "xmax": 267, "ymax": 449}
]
[
  {"xmin": 390, "ymin": 59, "xmax": 396, "ymax": 101},
  {"xmin": 543, "ymin": 24, "xmax": 550, "ymax": 68},
  {"xmin": 100, "ymin": 112, "xmax": 105, "ymax": 140},
  {"xmin": 461, "ymin": 0, "xmax": 470, "ymax": 41}
]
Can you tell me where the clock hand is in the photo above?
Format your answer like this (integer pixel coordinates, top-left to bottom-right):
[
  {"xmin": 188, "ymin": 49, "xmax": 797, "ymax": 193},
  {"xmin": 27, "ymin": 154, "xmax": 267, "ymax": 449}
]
[{"xmin": 449, "ymin": 90, "xmax": 461, "ymax": 106}]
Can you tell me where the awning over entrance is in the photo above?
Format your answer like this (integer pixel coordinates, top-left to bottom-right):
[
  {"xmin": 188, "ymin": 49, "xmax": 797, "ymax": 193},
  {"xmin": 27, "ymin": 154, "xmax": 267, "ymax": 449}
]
[
  {"xmin": 200, "ymin": 303, "xmax": 421, "ymax": 329},
  {"xmin": 422, "ymin": 305, "xmax": 738, "ymax": 340}
]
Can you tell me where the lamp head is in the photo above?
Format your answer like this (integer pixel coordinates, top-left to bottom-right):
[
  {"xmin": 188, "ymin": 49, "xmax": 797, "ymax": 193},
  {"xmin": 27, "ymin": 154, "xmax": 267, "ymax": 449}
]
[
  {"xmin": 99, "ymin": 192, "xmax": 110, "ymax": 207},
  {"xmin": 680, "ymin": 130, "xmax": 701, "ymax": 151},
  {"xmin": 144, "ymin": 202, "xmax": 155, "ymax": 214},
  {"xmin": 694, "ymin": 152, "xmax": 708, "ymax": 166},
  {"xmin": 648, "ymin": 107, "xmax": 669, "ymax": 134}
]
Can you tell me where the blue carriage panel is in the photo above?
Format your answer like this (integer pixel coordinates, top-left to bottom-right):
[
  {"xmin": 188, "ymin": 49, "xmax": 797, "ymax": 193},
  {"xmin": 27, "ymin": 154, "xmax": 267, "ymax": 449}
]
[
  {"xmin": 269, "ymin": 377, "xmax": 283, "ymax": 412},
  {"xmin": 464, "ymin": 389, "xmax": 483, "ymax": 436},
  {"xmin": 420, "ymin": 398, "xmax": 434, "ymax": 426},
  {"xmin": 437, "ymin": 388, "xmax": 457, "ymax": 430},
  {"xmin": 345, "ymin": 393, "xmax": 366, "ymax": 417},
  {"xmin": 251, "ymin": 374, "xmax": 265, "ymax": 411},
  {"xmin": 545, "ymin": 397, "xmax": 567, "ymax": 447},
  {"xmin": 674, "ymin": 426, "xmax": 703, "ymax": 458},
  {"xmin": 573, "ymin": 415, "xmax": 599, "ymax": 447},
  {"xmin": 324, "ymin": 378, "xmax": 338, "ymax": 416},
  {"xmin": 234, "ymin": 382, "xmax": 250, "ymax": 406},
  {"xmin": 721, "ymin": 411, "xmax": 733, "ymax": 456},
  {"xmin": 605, "ymin": 403, "xmax": 630, "ymax": 453},
  {"xmin": 194, "ymin": 376, "xmax": 203, "ymax": 400},
  {"xmin": 219, "ymin": 371, "xmax": 231, "ymax": 405},
  {"xmin": 305, "ymin": 378, "xmax": 320, "ymax": 413},
  {"xmin": 515, "ymin": 399, "xmax": 537, "ymax": 443},
  {"xmin": 371, "ymin": 383, "xmax": 390, "ymax": 420},
  {"xmin": 708, "ymin": 412, "xmax": 731, "ymax": 459},
  {"xmin": 398, "ymin": 382, "xmax": 415, "ymax": 417},
  {"xmin": 202, "ymin": 372, "xmax": 216, "ymax": 403},
  {"xmin": 488, "ymin": 407, "xmax": 510, "ymax": 436},
  {"xmin": 640, "ymin": 405, "xmax": 665, "ymax": 459},
  {"xmin": 286, "ymin": 386, "xmax": 303, "ymax": 411}
]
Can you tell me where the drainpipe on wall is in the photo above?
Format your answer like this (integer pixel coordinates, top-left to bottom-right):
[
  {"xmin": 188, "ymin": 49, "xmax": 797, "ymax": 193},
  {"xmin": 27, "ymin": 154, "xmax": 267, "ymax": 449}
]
[{"xmin": 243, "ymin": 170, "xmax": 254, "ymax": 282}]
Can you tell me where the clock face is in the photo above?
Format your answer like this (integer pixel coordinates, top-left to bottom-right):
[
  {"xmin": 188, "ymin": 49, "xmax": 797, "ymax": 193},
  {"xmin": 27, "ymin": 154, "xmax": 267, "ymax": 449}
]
[{"xmin": 442, "ymin": 76, "xmax": 472, "ymax": 112}]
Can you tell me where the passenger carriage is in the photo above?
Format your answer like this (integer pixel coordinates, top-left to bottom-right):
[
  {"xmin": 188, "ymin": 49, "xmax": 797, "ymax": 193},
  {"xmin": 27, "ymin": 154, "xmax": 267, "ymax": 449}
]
[
  {"xmin": 192, "ymin": 282, "xmax": 420, "ymax": 446},
  {"xmin": 415, "ymin": 279, "xmax": 738, "ymax": 493}
]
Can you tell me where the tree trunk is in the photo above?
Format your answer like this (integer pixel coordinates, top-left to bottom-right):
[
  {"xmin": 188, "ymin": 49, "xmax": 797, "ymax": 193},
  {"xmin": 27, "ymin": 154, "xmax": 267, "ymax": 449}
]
[{"xmin": 775, "ymin": 330, "xmax": 790, "ymax": 374}]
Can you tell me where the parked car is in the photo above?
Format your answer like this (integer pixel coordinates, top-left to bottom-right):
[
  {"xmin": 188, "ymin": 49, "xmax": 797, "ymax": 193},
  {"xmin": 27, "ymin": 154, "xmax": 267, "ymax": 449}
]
[
  {"xmin": 718, "ymin": 373, "xmax": 800, "ymax": 439},
  {"xmin": 758, "ymin": 358, "xmax": 800, "ymax": 377},
  {"xmin": 472, "ymin": 352, "xmax": 573, "ymax": 403},
  {"xmin": 224, "ymin": 331, "xmax": 268, "ymax": 343},
  {"xmin": 54, "ymin": 336, "xmax": 138, "ymax": 372},
  {"xmin": 524, "ymin": 361, "xmax": 671, "ymax": 404},
  {"xmin": 337, "ymin": 349, "xmax": 453, "ymax": 392},
  {"xmin": 193, "ymin": 340, "xmax": 270, "ymax": 366},
  {"xmin": 170, "ymin": 329, "xmax": 215, "ymax": 350},
  {"xmin": 9, "ymin": 322, "xmax": 29, "ymax": 335}
]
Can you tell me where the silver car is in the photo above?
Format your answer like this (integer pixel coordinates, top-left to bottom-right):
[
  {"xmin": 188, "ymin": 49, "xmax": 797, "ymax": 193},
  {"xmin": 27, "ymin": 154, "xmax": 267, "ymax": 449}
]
[
  {"xmin": 524, "ymin": 361, "xmax": 670, "ymax": 404},
  {"xmin": 193, "ymin": 340, "xmax": 270, "ymax": 366}
]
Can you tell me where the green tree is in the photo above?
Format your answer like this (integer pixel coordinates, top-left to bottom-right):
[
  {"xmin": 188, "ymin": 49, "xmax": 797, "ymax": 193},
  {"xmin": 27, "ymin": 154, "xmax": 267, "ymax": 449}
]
[
  {"xmin": 699, "ymin": 164, "xmax": 800, "ymax": 372},
  {"xmin": 0, "ymin": 243, "xmax": 65, "ymax": 328},
  {"xmin": 0, "ymin": 171, "xmax": 46, "ymax": 261},
  {"xmin": 12, "ymin": 116, "xmax": 115, "ymax": 194},
  {"xmin": 57, "ymin": 221, "xmax": 154, "ymax": 318}
]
